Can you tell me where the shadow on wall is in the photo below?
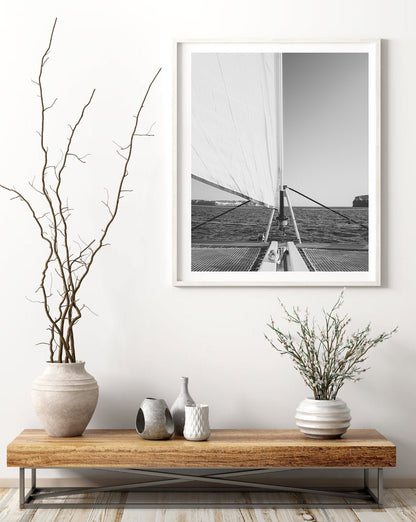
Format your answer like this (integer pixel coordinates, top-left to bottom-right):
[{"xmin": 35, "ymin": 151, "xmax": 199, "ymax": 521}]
[{"xmin": 350, "ymin": 336, "xmax": 413, "ymax": 430}]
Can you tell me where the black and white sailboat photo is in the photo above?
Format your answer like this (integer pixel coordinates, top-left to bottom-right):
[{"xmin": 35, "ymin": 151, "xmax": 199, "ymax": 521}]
[{"xmin": 190, "ymin": 52, "xmax": 369, "ymax": 274}]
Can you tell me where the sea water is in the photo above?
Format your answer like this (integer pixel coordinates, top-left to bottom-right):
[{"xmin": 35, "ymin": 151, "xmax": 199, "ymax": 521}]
[{"xmin": 191, "ymin": 205, "xmax": 368, "ymax": 245}]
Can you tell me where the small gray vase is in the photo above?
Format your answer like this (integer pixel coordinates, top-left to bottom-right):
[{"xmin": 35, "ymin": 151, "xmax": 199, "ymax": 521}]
[
  {"xmin": 171, "ymin": 377, "xmax": 195, "ymax": 436},
  {"xmin": 136, "ymin": 398, "xmax": 174, "ymax": 440}
]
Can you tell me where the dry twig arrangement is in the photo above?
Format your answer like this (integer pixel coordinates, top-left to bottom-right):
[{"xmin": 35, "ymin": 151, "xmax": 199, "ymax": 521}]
[
  {"xmin": 265, "ymin": 291, "xmax": 397, "ymax": 400},
  {"xmin": 0, "ymin": 19, "xmax": 161, "ymax": 363}
]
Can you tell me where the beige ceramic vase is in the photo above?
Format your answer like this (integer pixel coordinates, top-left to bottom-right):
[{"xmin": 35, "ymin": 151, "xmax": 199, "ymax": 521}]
[{"xmin": 32, "ymin": 361, "xmax": 99, "ymax": 437}]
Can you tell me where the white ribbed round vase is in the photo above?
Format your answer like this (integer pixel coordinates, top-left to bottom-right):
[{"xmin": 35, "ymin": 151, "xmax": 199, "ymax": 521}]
[
  {"xmin": 295, "ymin": 398, "xmax": 351, "ymax": 439},
  {"xmin": 32, "ymin": 362, "xmax": 99, "ymax": 437}
]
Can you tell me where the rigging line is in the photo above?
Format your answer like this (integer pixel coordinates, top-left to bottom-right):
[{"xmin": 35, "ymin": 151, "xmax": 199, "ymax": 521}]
[
  {"xmin": 192, "ymin": 221, "xmax": 264, "ymax": 226},
  {"xmin": 284, "ymin": 186, "xmax": 369, "ymax": 230},
  {"xmin": 191, "ymin": 200, "xmax": 250, "ymax": 231}
]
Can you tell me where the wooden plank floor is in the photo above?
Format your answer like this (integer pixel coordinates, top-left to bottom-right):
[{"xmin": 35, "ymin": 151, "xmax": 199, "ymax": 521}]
[{"xmin": 1, "ymin": 489, "xmax": 416, "ymax": 522}]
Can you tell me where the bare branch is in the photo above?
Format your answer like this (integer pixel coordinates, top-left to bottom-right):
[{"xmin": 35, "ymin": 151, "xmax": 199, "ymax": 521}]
[
  {"xmin": 67, "ymin": 152, "xmax": 91, "ymax": 163},
  {"xmin": 74, "ymin": 68, "xmax": 161, "ymax": 299},
  {"xmin": 29, "ymin": 178, "xmax": 44, "ymax": 196},
  {"xmin": 3, "ymin": 19, "xmax": 160, "ymax": 363},
  {"xmin": 134, "ymin": 121, "xmax": 156, "ymax": 137},
  {"xmin": 0, "ymin": 184, "xmax": 48, "ymax": 239},
  {"xmin": 26, "ymin": 296, "xmax": 46, "ymax": 304},
  {"xmin": 44, "ymin": 97, "xmax": 58, "ymax": 111},
  {"xmin": 56, "ymin": 150, "xmax": 65, "ymax": 170},
  {"xmin": 80, "ymin": 304, "xmax": 98, "ymax": 317},
  {"xmin": 100, "ymin": 187, "xmax": 114, "ymax": 217},
  {"xmin": 116, "ymin": 149, "xmax": 128, "ymax": 161},
  {"xmin": 69, "ymin": 240, "xmax": 95, "ymax": 269},
  {"xmin": 112, "ymin": 140, "xmax": 131, "ymax": 151},
  {"xmin": 77, "ymin": 235, "xmax": 91, "ymax": 247}
]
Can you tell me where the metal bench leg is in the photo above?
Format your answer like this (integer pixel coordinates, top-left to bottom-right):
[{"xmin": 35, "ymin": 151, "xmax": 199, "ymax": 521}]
[
  {"xmin": 19, "ymin": 468, "xmax": 25, "ymax": 508},
  {"xmin": 19, "ymin": 467, "xmax": 37, "ymax": 508},
  {"xmin": 18, "ymin": 467, "xmax": 386, "ymax": 510},
  {"xmin": 363, "ymin": 467, "xmax": 384, "ymax": 507},
  {"xmin": 377, "ymin": 468, "xmax": 384, "ymax": 508},
  {"xmin": 364, "ymin": 468, "xmax": 369, "ymax": 489},
  {"xmin": 31, "ymin": 468, "xmax": 37, "ymax": 490}
]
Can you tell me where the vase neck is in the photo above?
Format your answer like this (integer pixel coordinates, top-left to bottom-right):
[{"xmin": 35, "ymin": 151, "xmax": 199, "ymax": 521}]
[{"xmin": 180, "ymin": 377, "xmax": 189, "ymax": 395}]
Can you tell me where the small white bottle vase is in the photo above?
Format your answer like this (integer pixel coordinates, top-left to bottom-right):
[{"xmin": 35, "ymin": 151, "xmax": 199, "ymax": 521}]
[
  {"xmin": 184, "ymin": 404, "xmax": 211, "ymax": 441},
  {"xmin": 171, "ymin": 376, "xmax": 195, "ymax": 436}
]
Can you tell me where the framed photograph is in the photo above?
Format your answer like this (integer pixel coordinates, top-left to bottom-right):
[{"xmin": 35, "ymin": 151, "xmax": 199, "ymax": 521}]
[{"xmin": 173, "ymin": 40, "xmax": 380, "ymax": 286}]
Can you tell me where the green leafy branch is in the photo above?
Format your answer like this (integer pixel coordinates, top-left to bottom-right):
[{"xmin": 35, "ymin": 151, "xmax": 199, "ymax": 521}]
[{"xmin": 265, "ymin": 291, "xmax": 397, "ymax": 400}]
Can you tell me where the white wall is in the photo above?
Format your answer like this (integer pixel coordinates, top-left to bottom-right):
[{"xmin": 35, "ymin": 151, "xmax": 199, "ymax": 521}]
[{"xmin": 0, "ymin": 0, "xmax": 415, "ymax": 484}]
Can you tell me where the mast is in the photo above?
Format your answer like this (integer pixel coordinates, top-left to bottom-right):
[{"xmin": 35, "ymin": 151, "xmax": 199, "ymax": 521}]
[
  {"xmin": 276, "ymin": 53, "xmax": 286, "ymax": 227},
  {"xmin": 265, "ymin": 53, "xmax": 285, "ymax": 243},
  {"xmin": 264, "ymin": 53, "xmax": 284, "ymax": 242},
  {"xmin": 277, "ymin": 53, "xmax": 283, "ymax": 197}
]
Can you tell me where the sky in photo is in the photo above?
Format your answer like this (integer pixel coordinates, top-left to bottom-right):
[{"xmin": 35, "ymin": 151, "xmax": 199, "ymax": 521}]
[{"xmin": 192, "ymin": 52, "xmax": 368, "ymax": 207}]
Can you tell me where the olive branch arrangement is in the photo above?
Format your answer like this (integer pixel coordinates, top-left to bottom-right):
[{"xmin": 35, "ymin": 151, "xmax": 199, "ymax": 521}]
[
  {"xmin": 0, "ymin": 19, "xmax": 161, "ymax": 363},
  {"xmin": 265, "ymin": 292, "xmax": 397, "ymax": 400}
]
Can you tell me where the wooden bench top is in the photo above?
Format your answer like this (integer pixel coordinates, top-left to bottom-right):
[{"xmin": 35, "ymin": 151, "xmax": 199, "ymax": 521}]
[{"xmin": 7, "ymin": 429, "xmax": 396, "ymax": 468}]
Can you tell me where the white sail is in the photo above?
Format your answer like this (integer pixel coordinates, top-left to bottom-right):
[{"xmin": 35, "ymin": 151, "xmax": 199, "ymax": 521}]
[{"xmin": 192, "ymin": 53, "xmax": 282, "ymax": 208}]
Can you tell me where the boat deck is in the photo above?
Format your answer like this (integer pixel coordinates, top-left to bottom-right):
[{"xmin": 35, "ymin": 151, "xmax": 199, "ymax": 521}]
[
  {"xmin": 192, "ymin": 245, "xmax": 265, "ymax": 272},
  {"xmin": 191, "ymin": 242, "xmax": 368, "ymax": 272},
  {"xmin": 299, "ymin": 243, "xmax": 368, "ymax": 272}
]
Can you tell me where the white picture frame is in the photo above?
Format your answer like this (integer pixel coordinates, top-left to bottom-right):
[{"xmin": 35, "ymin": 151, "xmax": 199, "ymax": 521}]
[{"xmin": 173, "ymin": 40, "xmax": 380, "ymax": 286}]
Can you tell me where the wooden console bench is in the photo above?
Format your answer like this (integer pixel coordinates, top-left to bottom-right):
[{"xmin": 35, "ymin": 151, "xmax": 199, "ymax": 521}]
[{"xmin": 7, "ymin": 429, "xmax": 396, "ymax": 509}]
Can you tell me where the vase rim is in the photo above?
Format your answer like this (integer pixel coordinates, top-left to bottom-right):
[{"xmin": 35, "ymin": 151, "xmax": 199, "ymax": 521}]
[
  {"xmin": 305, "ymin": 397, "xmax": 342, "ymax": 401},
  {"xmin": 46, "ymin": 360, "xmax": 85, "ymax": 365}
]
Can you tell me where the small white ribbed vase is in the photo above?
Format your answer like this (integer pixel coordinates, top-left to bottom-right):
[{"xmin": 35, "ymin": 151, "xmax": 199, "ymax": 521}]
[
  {"xmin": 295, "ymin": 398, "xmax": 351, "ymax": 439},
  {"xmin": 183, "ymin": 404, "xmax": 211, "ymax": 441}
]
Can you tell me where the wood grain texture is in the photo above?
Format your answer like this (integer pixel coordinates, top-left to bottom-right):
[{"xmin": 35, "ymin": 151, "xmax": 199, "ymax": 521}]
[{"xmin": 7, "ymin": 429, "xmax": 396, "ymax": 469}]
